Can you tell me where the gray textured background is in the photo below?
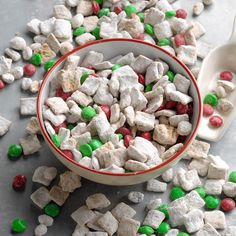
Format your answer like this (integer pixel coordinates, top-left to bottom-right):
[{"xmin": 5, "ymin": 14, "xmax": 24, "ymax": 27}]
[{"xmin": 0, "ymin": 0, "xmax": 236, "ymax": 235}]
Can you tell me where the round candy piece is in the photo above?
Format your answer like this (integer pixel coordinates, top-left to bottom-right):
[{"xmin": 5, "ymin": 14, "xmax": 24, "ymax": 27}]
[
  {"xmin": 203, "ymin": 104, "xmax": 214, "ymax": 116},
  {"xmin": 176, "ymin": 9, "xmax": 188, "ymax": 19},
  {"xmin": 229, "ymin": 171, "xmax": 236, "ymax": 183},
  {"xmin": 203, "ymin": 93, "xmax": 218, "ymax": 107},
  {"xmin": 176, "ymin": 103, "xmax": 188, "ymax": 114},
  {"xmin": 55, "ymin": 88, "xmax": 71, "ymax": 101},
  {"xmin": 92, "ymin": 1, "xmax": 100, "ymax": 14},
  {"xmin": 98, "ymin": 7, "xmax": 110, "ymax": 17},
  {"xmin": 114, "ymin": 6, "xmax": 123, "ymax": 14},
  {"xmin": 30, "ymin": 53, "xmax": 42, "ymax": 66},
  {"xmin": 111, "ymin": 64, "xmax": 122, "ymax": 71},
  {"xmin": 0, "ymin": 79, "xmax": 5, "ymax": 89},
  {"xmin": 80, "ymin": 72, "xmax": 90, "ymax": 84},
  {"xmin": 44, "ymin": 59, "xmax": 56, "ymax": 72},
  {"xmin": 44, "ymin": 203, "xmax": 60, "ymax": 217},
  {"xmin": 205, "ymin": 195, "xmax": 220, "ymax": 209},
  {"xmin": 156, "ymin": 222, "xmax": 170, "ymax": 234},
  {"xmin": 95, "ymin": 0, "xmax": 103, "ymax": 4},
  {"xmin": 89, "ymin": 138, "xmax": 103, "ymax": 151},
  {"xmin": 220, "ymin": 71, "xmax": 233, "ymax": 81},
  {"xmin": 174, "ymin": 34, "xmax": 186, "ymax": 47},
  {"xmin": 165, "ymin": 101, "xmax": 177, "ymax": 109},
  {"xmin": 170, "ymin": 186, "xmax": 186, "ymax": 201},
  {"xmin": 116, "ymin": 127, "xmax": 131, "ymax": 136},
  {"xmin": 138, "ymin": 74, "xmax": 145, "ymax": 85},
  {"xmin": 165, "ymin": 10, "xmax": 176, "ymax": 18},
  {"xmin": 220, "ymin": 198, "xmax": 235, "ymax": 212},
  {"xmin": 61, "ymin": 150, "xmax": 74, "ymax": 160},
  {"xmin": 100, "ymin": 105, "xmax": 111, "ymax": 119},
  {"xmin": 73, "ymin": 26, "xmax": 86, "ymax": 36},
  {"xmin": 12, "ymin": 175, "xmax": 27, "ymax": 191},
  {"xmin": 157, "ymin": 38, "xmax": 171, "ymax": 46},
  {"xmin": 23, "ymin": 64, "xmax": 36, "ymax": 77},
  {"xmin": 92, "ymin": 26, "xmax": 101, "ymax": 40},
  {"xmin": 79, "ymin": 144, "xmax": 93, "ymax": 157},
  {"xmin": 117, "ymin": 133, "xmax": 123, "ymax": 140},
  {"xmin": 144, "ymin": 24, "xmax": 154, "ymax": 36},
  {"xmin": 124, "ymin": 135, "xmax": 133, "ymax": 148},
  {"xmin": 51, "ymin": 134, "xmax": 61, "ymax": 148},
  {"xmin": 145, "ymin": 83, "xmax": 153, "ymax": 92},
  {"xmin": 124, "ymin": 4, "xmax": 137, "ymax": 17},
  {"xmin": 158, "ymin": 204, "xmax": 169, "ymax": 219},
  {"xmin": 137, "ymin": 12, "xmax": 144, "ymax": 22},
  {"xmin": 166, "ymin": 70, "xmax": 175, "ymax": 82},
  {"xmin": 139, "ymin": 132, "xmax": 152, "ymax": 141},
  {"xmin": 194, "ymin": 186, "xmax": 206, "ymax": 198},
  {"xmin": 11, "ymin": 218, "xmax": 28, "ymax": 233},
  {"xmin": 209, "ymin": 115, "xmax": 223, "ymax": 128},
  {"xmin": 54, "ymin": 122, "xmax": 67, "ymax": 134},
  {"xmin": 138, "ymin": 225, "xmax": 154, "ymax": 235},
  {"xmin": 8, "ymin": 144, "xmax": 23, "ymax": 159},
  {"xmin": 81, "ymin": 106, "xmax": 97, "ymax": 121},
  {"xmin": 177, "ymin": 232, "xmax": 189, "ymax": 236}
]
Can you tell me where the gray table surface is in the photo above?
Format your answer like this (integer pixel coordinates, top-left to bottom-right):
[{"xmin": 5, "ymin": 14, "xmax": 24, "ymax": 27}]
[{"xmin": 0, "ymin": 0, "xmax": 236, "ymax": 235}]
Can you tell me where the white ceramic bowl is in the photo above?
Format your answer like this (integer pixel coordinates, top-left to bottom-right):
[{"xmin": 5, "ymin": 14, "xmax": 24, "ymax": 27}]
[{"xmin": 37, "ymin": 39, "xmax": 202, "ymax": 186}]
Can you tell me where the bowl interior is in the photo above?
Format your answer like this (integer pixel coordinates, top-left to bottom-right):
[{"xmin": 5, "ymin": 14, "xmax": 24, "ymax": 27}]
[{"xmin": 37, "ymin": 39, "xmax": 202, "ymax": 180}]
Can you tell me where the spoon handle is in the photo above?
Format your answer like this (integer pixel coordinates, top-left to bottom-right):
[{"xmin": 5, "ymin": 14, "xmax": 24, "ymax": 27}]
[{"xmin": 229, "ymin": 15, "xmax": 236, "ymax": 43}]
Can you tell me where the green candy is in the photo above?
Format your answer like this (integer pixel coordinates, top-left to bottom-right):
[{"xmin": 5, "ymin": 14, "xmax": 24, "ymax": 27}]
[
  {"xmin": 98, "ymin": 8, "xmax": 110, "ymax": 18},
  {"xmin": 229, "ymin": 171, "xmax": 236, "ymax": 183},
  {"xmin": 170, "ymin": 186, "xmax": 186, "ymax": 201},
  {"xmin": 157, "ymin": 38, "xmax": 171, "ymax": 46},
  {"xmin": 205, "ymin": 195, "xmax": 220, "ymax": 209},
  {"xmin": 138, "ymin": 225, "xmax": 154, "ymax": 235},
  {"xmin": 117, "ymin": 133, "xmax": 123, "ymax": 140},
  {"xmin": 158, "ymin": 204, "xmax": 169, "ymax": 219},
  {"xmin": 67, "ymin": 124, "xmax": 75, "ymax": 131},
  {"xmin": 203, "ymin": 93, "xmax": 218, "ymax": 107},
  {"xmin": 11, "ymin": 218, "xmax": 28, "ymax": 233},
  {"xmin": 51, "ymin": 134, "xmax": 61, "ymax": 148},
  {"xmin": 80, "ymin": 72, "xmax": 90, "ymax": 84},
  {"xmin": 155, "ymin": 222, "xmax": 170, "ymax": 234},
  {"xmin": 124, "ymin": 4, "xmax": 138, "ymax": 17},
  {"xmin": 165, "ymin": 10, "xmax": 176, "ymax": 18},
  {"xmin": 177, "ymin": 232, "xmax": 189, "ymax": 236},
  {"xmin": 73, "ymin": 26, "xmax": 86, "ymax": 37},
  {"xmin": 111, "ymin": 64, "xmax": 122, "ymax": 71},
  {"xmin": 92, "ymin": 26, "xmax": 101, "ymax": 40},
  {"xmin": 8, "ymin": 144, "xmax": 23, "ymax": 159},
  {"xmin": 30, "ymin": 53, "xmax": 42, "ymax": 66},
  {"xmin": 44, "ymin": 203, "xmax": 60, "ymax": 217},
  {"xmin": 79, "ymin": 144, "xmax": 93, "ymax": 157},
  {"xmin": 194, "ymin": 187, "xmax": 206, "ymax": 198},
  {"xmin": 144, "ymin": 23, "xmax": 154, "ymax": 36},
  {"xmin": 89, "ymin": 138, "xmax": 103, "ymax": 151},
  {"xmin": 166, "ymin": 70, "xmax": 175, "ymax": 82},
  {"xmin": 81, "ymin": 106, "xmax": 97, "ymax": 121},
  {"xmin": 145, "ymin": 83, "xmax": 153, "ymax": 92},
  {"xmin": 95, "ymin": 0, "xmax": 103, "ymax": 4},
  {"xmin": 137, "ymin": 12, "xmax": 144, "ymax": 22},
  {"xmin": 44, "ymin": 59, "xmax": 56, "ymax": 72}
]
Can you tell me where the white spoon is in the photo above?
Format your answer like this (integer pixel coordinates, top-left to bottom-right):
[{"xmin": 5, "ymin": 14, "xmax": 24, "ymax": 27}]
[{"xmin": 197, "ymin": 16, "xmax": 236, "ymax": 142}]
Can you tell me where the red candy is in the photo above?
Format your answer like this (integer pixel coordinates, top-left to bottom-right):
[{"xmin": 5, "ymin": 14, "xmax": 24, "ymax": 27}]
[
  {"xmin": 220, "ymin": 198, "xmax": 235, "ymax": 212},
  {"xmin": 54, "ymin": 122, "xmax": 67, "ymax": 134},
  {"xmin": 116, "ymin": 127, "xmax": 131, "ymax": 136},
  {"xmin": 187, "ymin": 103, "xmax": 193, "ymax": 116},
  {"xmin": 90, "ymin": 73, "xmax": 99, "ymax": 77},
  {"xmin": 203, "ymin": 104, "xmax": 214, "ymax": 116},
  {"xmin": 165, "ymin": 101, "xmax": 177, "ymax": 109},
  {"xmin": 61, "ymin": 150, "xmax": 74, "ymax": 160},
  {"xmin": 156, "ymin": 104, "xmax": 166, "ymax": 112},
  {"xmin": 177, "ymin": 135, "xmax": 187, "ymax": 143},
  {"xmin": 55, "ymin": 88, "xmax": 72, "ymax": 101},
  {"xmin": 176, "ymin": 9, "xmax": 188, "ymax": 19},
  {"xmin": 114, "ymin": 6, "xmax": 123, "ymax": 14},
  {"xmin": 92, "ymin": 1, "xmax": 100, "ymax": 14},
  {"xmin": 139, "ymin": 132, "xmax": 152, "ymax": 141},
  {"xmin": 124, "ymin": 135, "xmax": 133, "ymax": 148},
  {"xmin": 220, "ymin": 71, "xmax": 233, "ymax": 81},
  {"xmin": 176, "ymin": 103, "xmax": 188, "ymax": 114},
  {"xmin": 209, "ymin": 115, "xmax": 223, "ymax": 127},
  {"xmin": 174, "ymin": 34, "xmax": 186, "ymax": 47},
  {"xmin": 12, "ymin": 175, "xmax": 27, "ymax": 191},
  {"xmin": 138, "ymin": 74, "xmax": 145, "ymax": 85},
  {"xmin": 0, "ymin": 79, "xmax": 5, "ymax": 89},
  {"xmin": 23, "ymin": 64, "xmax": 36, "ymax": 77},
  {"xmin": 100, "ymin": 105, "xmax": 111, "ymax": 119}
]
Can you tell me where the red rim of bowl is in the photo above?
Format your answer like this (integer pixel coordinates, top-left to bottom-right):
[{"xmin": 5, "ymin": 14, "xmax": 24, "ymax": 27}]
[{"xmin": 37, "ymin": 38, "xmax": 202, "ymax": 177}]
